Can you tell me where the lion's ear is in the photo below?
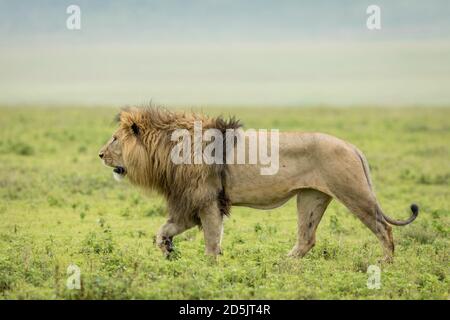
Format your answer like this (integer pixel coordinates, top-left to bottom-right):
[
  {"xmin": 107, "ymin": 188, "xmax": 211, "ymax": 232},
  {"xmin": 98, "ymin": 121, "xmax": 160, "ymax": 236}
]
[{"xmin": 131, "ymin": 123, "xmax": 140, "ymax": 136}]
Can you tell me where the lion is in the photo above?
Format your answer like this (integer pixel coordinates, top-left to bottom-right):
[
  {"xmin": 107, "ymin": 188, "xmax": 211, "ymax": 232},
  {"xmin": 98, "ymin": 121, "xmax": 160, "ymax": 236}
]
[{"xmin": 99, "ymin": 106, "xmax": 418, "ymax": 262}]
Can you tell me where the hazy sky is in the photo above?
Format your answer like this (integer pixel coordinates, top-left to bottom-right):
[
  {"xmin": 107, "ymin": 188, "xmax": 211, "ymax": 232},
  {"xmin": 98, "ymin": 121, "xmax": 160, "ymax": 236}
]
[{"xmin": 1, "ymin": 0, "xmax": 449, "ymax": 106}]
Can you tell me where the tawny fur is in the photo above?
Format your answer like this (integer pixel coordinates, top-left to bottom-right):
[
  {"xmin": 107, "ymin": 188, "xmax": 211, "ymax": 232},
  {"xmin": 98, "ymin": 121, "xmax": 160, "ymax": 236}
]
[{"xmin": 99, "ymin": 106, "xmax": 418, "ymax": 261}]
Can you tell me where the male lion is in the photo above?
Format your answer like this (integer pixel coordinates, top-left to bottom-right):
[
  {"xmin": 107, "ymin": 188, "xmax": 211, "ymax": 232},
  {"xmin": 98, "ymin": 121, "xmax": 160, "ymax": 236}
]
[{"xmin": 99, "ymin": 106, "xmax": 418, "ymax": 262}]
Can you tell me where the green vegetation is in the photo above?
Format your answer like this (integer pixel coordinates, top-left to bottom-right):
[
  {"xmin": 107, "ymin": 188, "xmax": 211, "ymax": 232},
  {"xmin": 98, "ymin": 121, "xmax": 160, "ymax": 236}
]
[{"xmin": 0, "ymin": 106, "xmax": 448, "ymax": 299}]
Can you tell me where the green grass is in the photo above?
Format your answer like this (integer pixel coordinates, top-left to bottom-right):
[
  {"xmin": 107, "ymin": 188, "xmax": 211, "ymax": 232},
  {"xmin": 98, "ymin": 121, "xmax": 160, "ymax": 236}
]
[{"xmin": 0, "ymin": 106, "xmax": 449, "ymax": 299}]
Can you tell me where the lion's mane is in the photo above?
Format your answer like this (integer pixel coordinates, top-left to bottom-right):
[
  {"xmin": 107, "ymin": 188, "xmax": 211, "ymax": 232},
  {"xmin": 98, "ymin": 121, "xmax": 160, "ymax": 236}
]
[{"xmin": 117, "ymin": 106, "xmax": 241, "ymax": 226}]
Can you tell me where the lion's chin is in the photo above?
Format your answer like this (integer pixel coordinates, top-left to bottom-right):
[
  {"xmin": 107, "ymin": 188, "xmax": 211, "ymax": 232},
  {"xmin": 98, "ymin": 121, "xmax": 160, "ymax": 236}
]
[{"xmin": 112, "ymin": 171, "xmax": 125, "ymax": 182}]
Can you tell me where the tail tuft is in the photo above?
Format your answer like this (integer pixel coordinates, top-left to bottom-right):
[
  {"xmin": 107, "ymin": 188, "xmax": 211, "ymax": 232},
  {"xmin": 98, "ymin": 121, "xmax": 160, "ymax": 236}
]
[{"xmin": 378, "ymin": 203, "xmax": 419, "ymax": 226}]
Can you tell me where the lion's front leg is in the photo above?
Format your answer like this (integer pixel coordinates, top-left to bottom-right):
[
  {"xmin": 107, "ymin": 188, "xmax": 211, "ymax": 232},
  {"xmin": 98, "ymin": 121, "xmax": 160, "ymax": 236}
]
[
  {"xmin": 199, "ymin": 202, "xmax": 223, "ymax": 258},
  {"xmin": 156, "ymin": 218, "xmax": 194, "ymax": 257}
]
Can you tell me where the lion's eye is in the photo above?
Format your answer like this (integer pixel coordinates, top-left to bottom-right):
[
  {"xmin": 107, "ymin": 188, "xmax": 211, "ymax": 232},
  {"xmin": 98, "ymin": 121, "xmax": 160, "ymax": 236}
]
[{"xmin": 112, "ymin": 136, "xmax": 117, "ymax": 142}]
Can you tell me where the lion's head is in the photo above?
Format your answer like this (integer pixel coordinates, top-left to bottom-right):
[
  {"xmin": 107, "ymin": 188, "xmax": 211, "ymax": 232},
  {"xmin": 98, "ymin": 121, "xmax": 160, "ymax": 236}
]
[
  {"xmin": 98, "ymin": 107, "xmax": 152, "ymax": 182},
  {"xmin": 98, "ymin": 133, "xmax": 126, "ymax": 181}
]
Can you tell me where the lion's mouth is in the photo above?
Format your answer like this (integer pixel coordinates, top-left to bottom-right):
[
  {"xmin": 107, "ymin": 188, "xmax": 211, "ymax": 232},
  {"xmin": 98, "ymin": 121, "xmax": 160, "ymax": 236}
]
[
  {"xmin": 113, "ymin": 166, "xmax": 126, "ymax": 175},
  {"xmin": 112, "ymin": 166, "xmax": 126, "ymax": 181}
]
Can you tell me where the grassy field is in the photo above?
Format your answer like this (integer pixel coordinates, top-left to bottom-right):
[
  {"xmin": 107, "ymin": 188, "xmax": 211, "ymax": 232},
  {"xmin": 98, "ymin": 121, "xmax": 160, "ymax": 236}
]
[{"xmin": 0, "ymin": 106, "xmax": 448, "ymax": 299}]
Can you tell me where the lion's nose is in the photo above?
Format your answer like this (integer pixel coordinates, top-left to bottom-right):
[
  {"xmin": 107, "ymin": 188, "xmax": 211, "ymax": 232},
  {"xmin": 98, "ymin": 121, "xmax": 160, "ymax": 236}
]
[{"xmin": 98, "ymin": 152, "xmax": 104, "ymax": 159}]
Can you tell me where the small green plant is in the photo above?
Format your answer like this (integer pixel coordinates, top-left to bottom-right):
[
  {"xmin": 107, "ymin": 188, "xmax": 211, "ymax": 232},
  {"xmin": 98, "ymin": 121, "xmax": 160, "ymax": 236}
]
[
  {"xmin": 97, "ymin": 218, "xmax": 106, "ymax": 228},
  {"xmin": 145, "ymin": 204, "xmax": 165, "ymax": 217},
  {"xmin": 329, "ymin": 214, "xmax": 343, "ymax": 234},
  {"xmin": 254, "ymin": 223, "xmax": 263, "ymax": 233},
  {"xmin": 81, "ymin": 229, "xmax": 115, "ymax": 255},
  {"xmin": 47, "ymin": 196, "xmax": 62, "ymax": 207},
  {"xmin": 9, "ymin": 141, "xmax": 35, "ymax": 156}
]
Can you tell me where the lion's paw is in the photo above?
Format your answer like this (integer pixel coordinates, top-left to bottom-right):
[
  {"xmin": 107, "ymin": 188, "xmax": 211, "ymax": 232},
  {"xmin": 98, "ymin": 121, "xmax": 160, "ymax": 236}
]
[{"xmin": 287, "ymin": 247, "xmax": 306, "ymax": 258}]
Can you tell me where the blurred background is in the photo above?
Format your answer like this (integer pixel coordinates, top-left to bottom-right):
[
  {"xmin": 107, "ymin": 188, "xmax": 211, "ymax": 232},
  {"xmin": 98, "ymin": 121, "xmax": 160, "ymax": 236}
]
[{"xmin": 0, "ymin": 0, "xmax": 449, "ymax": 107}]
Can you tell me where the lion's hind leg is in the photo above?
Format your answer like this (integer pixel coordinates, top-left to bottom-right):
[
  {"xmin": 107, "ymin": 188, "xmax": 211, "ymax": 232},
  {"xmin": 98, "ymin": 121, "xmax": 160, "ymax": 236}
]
[
  {"xmin": 337, "ymin": 194, "xmax": 395, "ymax": 263},
  {"xmin": 288, "ymin": 189, "xmax": 332, "ymax": 258}
]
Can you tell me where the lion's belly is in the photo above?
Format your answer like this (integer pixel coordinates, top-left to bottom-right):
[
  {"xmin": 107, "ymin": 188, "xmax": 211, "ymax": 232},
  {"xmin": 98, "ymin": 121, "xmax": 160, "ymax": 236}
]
[
  {"xmin": 226, "ymin": 164, "xmax": 318, "ymax": 208},
  {"xmin": 231, "ymin": 192, "xmax": 297, "ymax": 209}
]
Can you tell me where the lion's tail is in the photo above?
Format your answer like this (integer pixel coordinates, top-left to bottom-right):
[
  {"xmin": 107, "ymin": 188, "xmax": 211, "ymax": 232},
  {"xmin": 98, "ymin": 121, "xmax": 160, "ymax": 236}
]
[
  {"xmin": 354, "ymin": 147, "xmax": 419, "ymax": 226},
  {"xmin": 377, "ymin": 204, "xmax": 419, "ymax": 226}
]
